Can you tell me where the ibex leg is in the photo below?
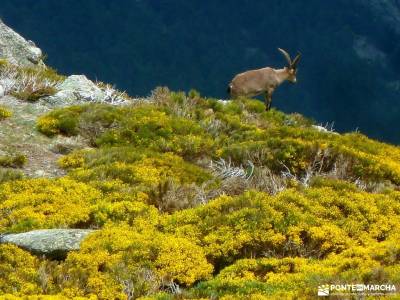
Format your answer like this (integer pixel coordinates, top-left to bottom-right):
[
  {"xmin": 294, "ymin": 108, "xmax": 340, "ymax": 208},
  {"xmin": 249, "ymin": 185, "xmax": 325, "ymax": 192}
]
[{"xmin": 264, "ymin": 93, "xmax": 272, "ymax": 111}]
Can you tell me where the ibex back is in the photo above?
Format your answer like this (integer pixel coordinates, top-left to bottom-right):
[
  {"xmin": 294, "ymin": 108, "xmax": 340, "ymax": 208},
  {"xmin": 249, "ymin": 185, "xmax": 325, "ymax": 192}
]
[{"xmin": 227, "ymin": 48, "xmax": 301, "ymax": 110}]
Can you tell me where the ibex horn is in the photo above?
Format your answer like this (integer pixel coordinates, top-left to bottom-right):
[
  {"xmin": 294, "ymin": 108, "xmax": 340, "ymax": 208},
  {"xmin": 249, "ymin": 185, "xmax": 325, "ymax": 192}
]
[
  {"xmin": 277, "ymin": 48, "xmax": 292, "ymax": 67},
  {"xmin": 291, "ymin": 52, "xmax": 301, "ymax": 69}
]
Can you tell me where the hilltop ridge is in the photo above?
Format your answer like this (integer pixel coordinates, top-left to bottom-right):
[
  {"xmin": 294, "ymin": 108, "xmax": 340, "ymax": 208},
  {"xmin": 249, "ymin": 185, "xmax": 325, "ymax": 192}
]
[{"xmin": 1, "ymin": 1, "xmax": 400, "ymax": 142}]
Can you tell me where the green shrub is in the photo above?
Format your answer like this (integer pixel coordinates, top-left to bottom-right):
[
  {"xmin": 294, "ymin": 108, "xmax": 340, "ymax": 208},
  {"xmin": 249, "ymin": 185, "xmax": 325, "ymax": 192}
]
[
  {"xmin": 37, "ymin": 103, "xmax": 215, "ymax": 158},
  {"xmin": 188, "ymin": 88, "xmax": 201, "ymax": 99},
  {"xmin": 0, "ymin": 154, "xmax": 27, "ymax": 168},
  {"xmin": 37, "ymin": 105, "xmax": 87, "ymax": 136},
  {"xmin": 238, "ymin": 97, "xmax": 266, "ymax": 113},
  {"xmin": 0, "ymin": 58, "xmax": 8, "ymax": 68}
]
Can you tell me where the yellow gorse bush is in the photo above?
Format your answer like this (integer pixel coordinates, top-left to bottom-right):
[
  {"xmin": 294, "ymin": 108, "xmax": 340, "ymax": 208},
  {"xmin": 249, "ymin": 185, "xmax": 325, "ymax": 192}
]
[
  {"xmin": 0, "ymin": 178, "xmax": 101, "ymax": 232},
  {"xmin": 36, "ymin": 115, "xmax": 60, "ymax": 136},
  {"xmin": 0, "ymin": 244, "xmax": 44, "ymax": 296},
  {"xmin": 0, "ymin": 178, "xmax": 159, "ymax": 232},
  {"xmin": 163, "ymin": 186, "xmax": 400, "ymax": 274},
  {"xmin": 155, "ymin": 235, "xmax": 213, "ymax": 285},
  {"xmin": 174, "ymin": 186, "xmax": 400, "ymax": 298},
  {"xmin": 0, "ymin": 105, "xmax": 12, "ymax": 120},
  {"xmin": 55, "ymin": 225, "xmax": 213, "ymax": 298}
]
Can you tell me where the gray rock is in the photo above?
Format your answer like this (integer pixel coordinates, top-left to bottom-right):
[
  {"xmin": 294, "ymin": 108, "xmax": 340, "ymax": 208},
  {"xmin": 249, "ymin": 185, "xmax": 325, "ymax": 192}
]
[
  {"xmin": 312, "ymin": 125, "xmax": 329, "ymax": 133},
  {"xmin": 0, "ymin": 84, "xmax": 4, "ymax": 98},
  {"xmin": 312, "ymin": 125, "xmax": 339, "ymax": 135},
  {"xmin": 42, "ymin": 75, "xmax": 102, "ymax": 106},
  {"xmin": 33, "ymin": 169, "xmax": 47, "ymax": 177},
  {"xmin": 0, "ymin": 18, "xmax": 43, "ymax": 66},
  {"xmin": 42, "ymin": 75, "xmax": 126, "ymax": 106},
  {"xmin": 0, "ymin": 229, "xmax": 94, "ymax": 259}
]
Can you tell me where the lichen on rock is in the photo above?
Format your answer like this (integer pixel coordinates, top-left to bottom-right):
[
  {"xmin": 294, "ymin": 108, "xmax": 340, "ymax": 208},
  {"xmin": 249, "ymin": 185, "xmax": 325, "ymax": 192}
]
[
  {"xmin": 0, "ymin": 229, "xmax": 95, "ymax": 259},
  {"xmin": 42, "ymin": 75, "xmax": 130, "ymax": 106},
  {"xmin": 0, "ymin": 18, "xmax": 43, "ymax": 66}
]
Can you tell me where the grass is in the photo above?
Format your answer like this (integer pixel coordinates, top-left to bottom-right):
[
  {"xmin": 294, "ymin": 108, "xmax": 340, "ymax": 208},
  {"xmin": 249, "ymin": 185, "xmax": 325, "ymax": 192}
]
[{"xmin": 0, "ymin": 60, "xmax": 64, "ymax": 102}]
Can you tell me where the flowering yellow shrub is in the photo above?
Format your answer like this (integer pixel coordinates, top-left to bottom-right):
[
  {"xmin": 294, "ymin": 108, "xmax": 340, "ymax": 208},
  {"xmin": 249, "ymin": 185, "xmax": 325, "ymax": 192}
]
[
  {"xmin": 58, "ymin": 151, "xmax": 85, "ymax": 169},
  {"xmin": 193, "ymin": 245, "xmax": 400, "ymax": 299},
  {"xmin": 3, "ymin": 173, "xmax": 397, "ymax": 297},
  {"xmin": 163, "ymin": 186, "xmax": 400, "ymax": 266},
  {"xmin": 56, "ymin": 225, "xmax": 213, "ymax": 298},
  {"xmin": 0, "ymin": 296, "xmax": 95, "ymax": 300},
  {"xmin": 0, "ymin": 178, "xmax": 101, "ymax": 232},
  {"xmin": 163, "ymin": 192, "xmax": 289, "ymax": 264},
  {"xmin": 0, "ymin": 244, "xmax": 41, "ymax": 295},
  {"xmin": 61, "ymin": 150, "xmax": 212, "ymax": 211},
  {"xmin": 91, "ymin": 192, "xmax": 158, "ymax": 226},
  {"xmin": 36, "ymin": 115, "xmax": 60, "ymax": 136},
  {"xmin": 0, "ymin": 106, "xmax": 12, "ymax": 120},
  {"xmin": 0, "ymin": 177, "xmax": 160, "ymax": 232},
  {"xmin": 155, "ymin": 236, "xmax": 213, "ymax": 285}
]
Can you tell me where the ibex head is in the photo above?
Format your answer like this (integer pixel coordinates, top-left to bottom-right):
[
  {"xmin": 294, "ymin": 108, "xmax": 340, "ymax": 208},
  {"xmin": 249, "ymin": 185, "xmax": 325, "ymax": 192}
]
[{"xmin": 277, "ymin": 48, "xmax": 301, "ymax": 83}]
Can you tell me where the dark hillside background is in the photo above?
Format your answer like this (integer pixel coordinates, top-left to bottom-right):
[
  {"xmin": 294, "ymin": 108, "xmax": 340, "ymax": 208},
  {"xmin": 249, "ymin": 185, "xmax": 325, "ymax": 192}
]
[{"xmin": 0, "ymin": 0, "xmax": 399, "ymax": 143}]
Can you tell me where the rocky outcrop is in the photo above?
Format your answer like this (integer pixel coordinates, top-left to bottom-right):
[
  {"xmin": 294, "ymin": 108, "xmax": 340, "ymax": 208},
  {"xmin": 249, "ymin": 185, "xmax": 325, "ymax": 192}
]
[
  {"xmin": 43, "ymin": 75, "xmax": 105, "ymax": 106},
  {"xmin": 0, "ymin": 229, "xmax": 94, "ymax": 259},
  {"xmin": 42, "ymin": 75, "xmax": 128, "ymax": 106},
  {"xmin": 0, "ymin": 18, "xmax": 43, "ymax": 66}
]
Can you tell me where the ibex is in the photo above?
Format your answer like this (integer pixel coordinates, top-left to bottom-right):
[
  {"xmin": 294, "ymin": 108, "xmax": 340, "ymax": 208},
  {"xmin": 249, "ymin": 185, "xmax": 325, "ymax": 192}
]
[{"xmin": 227, "ymin": 48, "xmax": 301, "ymax": 110}]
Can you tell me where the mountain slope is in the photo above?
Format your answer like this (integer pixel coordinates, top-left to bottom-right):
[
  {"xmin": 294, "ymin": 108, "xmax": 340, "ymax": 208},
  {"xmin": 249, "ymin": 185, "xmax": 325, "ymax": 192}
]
[
  {"xmin": 1, "ymin": 83, "xmax": 400, "ymax": 298},
  {"xmin": 0, "ymin": 17, "xmax": 400, "ymax": 299}
]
